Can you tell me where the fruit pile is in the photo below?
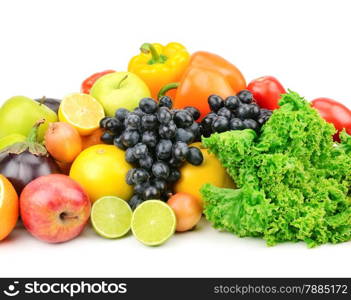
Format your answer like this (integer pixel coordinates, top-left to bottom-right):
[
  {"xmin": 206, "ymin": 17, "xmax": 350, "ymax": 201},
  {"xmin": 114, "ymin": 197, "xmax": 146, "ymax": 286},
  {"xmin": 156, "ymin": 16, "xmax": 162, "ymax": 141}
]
[
  {"xmin": 100, "ymin": 96, "xmax": 204, "ymax": 208},
  {"xmin": 0, "ymin": 41, "xmax": 350, "ymax": 247}
]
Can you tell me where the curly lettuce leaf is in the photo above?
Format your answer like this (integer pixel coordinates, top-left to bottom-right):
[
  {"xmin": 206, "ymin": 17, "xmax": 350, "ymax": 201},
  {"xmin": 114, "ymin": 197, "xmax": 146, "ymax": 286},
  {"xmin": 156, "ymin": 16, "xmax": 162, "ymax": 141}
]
[{"xmin": 201, "ymin": 91, "xmax": 351, "ymax": 247}]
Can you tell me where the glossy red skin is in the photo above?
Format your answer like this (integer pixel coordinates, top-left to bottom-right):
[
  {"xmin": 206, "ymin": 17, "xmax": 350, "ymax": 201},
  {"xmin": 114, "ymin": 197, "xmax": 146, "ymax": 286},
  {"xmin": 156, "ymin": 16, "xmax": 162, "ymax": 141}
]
[
  {"xmin": 247, "ymin": 76, "xmax": 286, "ymax": 110},
  {"xmin": 311, "ymin": 98, "xmax": 351, "ymax": 142},
  {"xmin": 20, "ymin": 174, "xmax": 91, "ymax": 243},
  {"xmin": 81, "ymin": 70, "xmax": 115, "ymax": 94}
]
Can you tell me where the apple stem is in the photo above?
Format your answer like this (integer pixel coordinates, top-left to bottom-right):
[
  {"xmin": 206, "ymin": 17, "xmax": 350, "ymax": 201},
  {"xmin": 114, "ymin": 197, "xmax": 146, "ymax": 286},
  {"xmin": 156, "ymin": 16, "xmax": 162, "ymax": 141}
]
[
  {"xmin": 60, "ymin": 212, "xmax": 79, "ymax": 221},
  {"xmin": 116, "ymin": 75, "xmax": 128, "ymax": 89},
  {"xmin": 140, "ymin": 43, "xmax": 167, "ymax": 65}
]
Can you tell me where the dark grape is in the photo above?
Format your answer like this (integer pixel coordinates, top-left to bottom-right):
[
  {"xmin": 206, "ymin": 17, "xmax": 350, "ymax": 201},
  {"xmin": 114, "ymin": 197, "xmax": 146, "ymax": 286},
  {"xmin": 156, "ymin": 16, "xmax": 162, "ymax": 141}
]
[
  {"xmin": 152, "ymin": 161, "xmax": 170, "ymax": 179},
  {"xmin": 243, "ymin": 119, "xmax": 259, "ymax": 131},
  {"xmin": 175, "ymin": 128, "xmax": 194, "ymax": 144},
  {"xmin": 124, "ymin": 113, "xmax": 140, "ymax": 130},
  {"xmin": 101, "ymin": 131, "xmax": 114, "ymax": 144},
  {"xmin": 159, "ymin": 121, "xmax": 177, "ymax": 139},
  {"xmin": 217, "ymin": 107, "xmax": 232, "ymax": 119},
  {"xmin": 150, "ymin": 178, "xmax": 167, "ymax": 193},
  {"xmin": 139, "ymin": 98, "xmax": 158, "ymax": 114},
  {"xmin": 173, "ymin": 110, "xmax": 193, "ymax": 128},
  {"xmin": 113, "ymin": 136, "xmax": 126, "ymax": 150},
  {"xmin": 125, "ymin": 147, "xmax": 137, "ymax": 163},
  {"xmin": 139, "ymin": 155, "xmax": 153, "ymax": 170},
  {"xmin": 172, "ymin": 141, "xmax": 189, "ymax": 161},
  {"xmin": 157, "ymin": 107, "xmax": 172, "ymax": 124},
  {"xmin": 106, "ymin": 118, "xmax": 122, "ymax": 133},
  {"xmin": 224, "ymin": 96, "xmax": 240, "ymax": 110},
  {"xmin": 169, "ymin": 157, "xmax": 183, "ymax": 168},
  {"xmin": 158, "ymin": 96, "xmax": 173, "ymax": 109},
  {"xmin": 133, "ymin": 107, "xmax": 145, "ymax": 118},
  {"xmin": 129, "ymin": 195, "xmax": 144, "ymax": 210},
  {"xmin": 126, "ymin": 169, "xmax": 136, "ymax": 185},
  {"xmin": 115, "ymin": 108, "xmax": 129, "ymax": 122},
  {"xmin": 143, "ymin": 186, "xmax": 160, "ymax": 200},
  {"xmin": 167, "ymin": 168, "xmax": 181, "ymax": 183},
  {"xmin": 141, "ymin": 114, "xmax": 158, "ymax": 131},
  {"xmin": 237, "ymin": 90, "xmax": 253, "ymax": 104},
  {"xmin": 155, "ymin": 139, "xmax": 173, "ymax": 160},
  {"xmin": 132, "ymin": 168, "xmax": 150, "ymax": 184},
  {"xmin": 212, "ymin": 116, "xmax": 229, "ymax": 133},
  {"xmin": 248, "ymin": 103, "xmax": 260, "ymax": 119},
  {"xmin": 99, "ymin": 117, "xmax": 112, "ymax": 129},
  {"xmin": 133, "ymin": 143, "xmax": 148, "ymax": 159},
  {"xmin": 208, "ymin": 95, "xmax": 223, "ymax": 112},
  {"xmin": 236, "ymin": 104, "xmax": 252, "ymax": 119},
  {"xmin": 142, "ymin": 131, "xmax": 158, "ymax": 148},
  {"xmin": 120, "ymin": 130, "xmax": 140, "ymax": 147},
  {"xmin": 229, "ymin": 118, "xmax": 245, "ymax": 130},
  {"xmin": 186, "ymin": 147, "xmax": 204, "ymax": 166},
  {"xmin": 184, "ymin": 106, "xmax": 200, "ymax": 121}
]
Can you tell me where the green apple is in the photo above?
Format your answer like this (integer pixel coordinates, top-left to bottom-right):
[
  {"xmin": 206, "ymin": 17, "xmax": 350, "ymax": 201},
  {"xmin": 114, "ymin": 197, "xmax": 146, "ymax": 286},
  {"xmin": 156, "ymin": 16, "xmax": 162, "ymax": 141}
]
[
  {"xmin": 0, "ymin": 96, "xmax": 58, "ymax": 141},
  {"xmin": 90, "ymin": 71, "xmax": 151, "ymax": 116}
]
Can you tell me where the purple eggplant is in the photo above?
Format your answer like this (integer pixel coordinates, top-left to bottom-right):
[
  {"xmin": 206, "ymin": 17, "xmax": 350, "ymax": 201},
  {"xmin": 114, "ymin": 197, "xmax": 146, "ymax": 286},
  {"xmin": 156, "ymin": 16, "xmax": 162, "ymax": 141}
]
[
  {"xmin": 0, "ymin": 119, "xmax": 60, "ymax": 194},
  {"xmin": 35, "ymin": 96, "xmax": 61, "ymax": 114}
]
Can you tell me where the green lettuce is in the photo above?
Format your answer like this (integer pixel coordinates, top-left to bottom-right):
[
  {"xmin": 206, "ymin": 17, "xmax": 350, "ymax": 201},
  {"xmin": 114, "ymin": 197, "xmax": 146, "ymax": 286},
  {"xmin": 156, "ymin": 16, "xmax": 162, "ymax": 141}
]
[{"xmin": 201, "ymin": 91, "xmax": 351, "ymax": 247}]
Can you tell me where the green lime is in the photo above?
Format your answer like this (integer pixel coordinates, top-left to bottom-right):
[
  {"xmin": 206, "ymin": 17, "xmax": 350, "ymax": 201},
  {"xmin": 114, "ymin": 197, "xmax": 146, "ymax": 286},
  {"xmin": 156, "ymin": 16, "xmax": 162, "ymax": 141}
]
[
  {"xmin": 0, "ymin": 134, "xmax": 26, "ymax": 151},
  {"xmin": 131, "ymin": 200, "xmax": 176, "ymax": 246},
  {"xmin": 91, "ymin": 196, "xmax": 132, "ymax": 239}
]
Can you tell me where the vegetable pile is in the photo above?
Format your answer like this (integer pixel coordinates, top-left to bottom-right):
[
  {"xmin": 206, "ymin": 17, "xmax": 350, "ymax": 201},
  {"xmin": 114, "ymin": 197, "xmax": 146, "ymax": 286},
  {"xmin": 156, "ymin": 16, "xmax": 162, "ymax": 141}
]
[{"xmin": 201, "ymin": 91, "xmax": 351, "ymax": 247}]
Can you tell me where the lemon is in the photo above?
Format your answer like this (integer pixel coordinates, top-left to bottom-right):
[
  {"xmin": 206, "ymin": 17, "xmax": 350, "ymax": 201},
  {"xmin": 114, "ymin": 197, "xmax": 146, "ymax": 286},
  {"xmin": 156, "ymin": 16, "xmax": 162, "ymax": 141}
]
[{"xmin": 59, "ymin": 93, "xmax": 105, "ymax": 136}]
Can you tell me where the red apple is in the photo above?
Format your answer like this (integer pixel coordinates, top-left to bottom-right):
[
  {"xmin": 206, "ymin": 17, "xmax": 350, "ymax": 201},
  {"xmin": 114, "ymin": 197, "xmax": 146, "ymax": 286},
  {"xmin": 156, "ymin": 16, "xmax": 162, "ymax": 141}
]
[{"xmin": 20, "ymin": 174, "xmax": 91, "ymax": 243}]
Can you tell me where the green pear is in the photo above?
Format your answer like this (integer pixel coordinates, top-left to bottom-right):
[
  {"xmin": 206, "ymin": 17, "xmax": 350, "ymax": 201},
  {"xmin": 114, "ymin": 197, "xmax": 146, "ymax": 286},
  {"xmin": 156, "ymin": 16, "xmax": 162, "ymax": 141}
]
[
  {"xmin": 0, "ymin": 96, "xmax": 58, "ymax": 141},
  {"xmin": 90, "ymin": 72, "xmax": 151, "ymax": 116}
]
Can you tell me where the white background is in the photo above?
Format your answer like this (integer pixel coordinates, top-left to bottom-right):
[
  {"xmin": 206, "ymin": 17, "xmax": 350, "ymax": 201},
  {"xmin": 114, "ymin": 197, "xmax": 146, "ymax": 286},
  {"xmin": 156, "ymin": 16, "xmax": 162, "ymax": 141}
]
[{"xmin": 1, "ymin": 0, "xmax": 351, "ymax": 277}]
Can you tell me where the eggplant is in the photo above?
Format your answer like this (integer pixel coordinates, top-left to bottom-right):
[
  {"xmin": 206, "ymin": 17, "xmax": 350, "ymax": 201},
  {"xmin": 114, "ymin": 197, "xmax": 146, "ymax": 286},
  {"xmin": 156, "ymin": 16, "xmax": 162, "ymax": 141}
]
[
  {"xmin": 35, "ymin": 96, "xmax": 61, "ymax": 114},
  {"xmin": 0, "ymin": 120, "xmax": 60, "ymax": 194}
]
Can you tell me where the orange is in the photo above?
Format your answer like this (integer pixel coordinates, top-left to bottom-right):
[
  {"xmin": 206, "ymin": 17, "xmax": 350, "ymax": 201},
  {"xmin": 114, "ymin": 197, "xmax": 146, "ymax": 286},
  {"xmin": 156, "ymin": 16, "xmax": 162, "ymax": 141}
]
[
  {"xmin": 81, "ymin": 128, "xmax": 105, "ymax": 150},
  {"xmin": 69, "ymin": 145, "xmax": 133, "ymax": 202},
  {"xmin": 0, "ymin": 174, "xmax": 19, "ymax": 241},
  {"xmin": 174, "ymin": 142, "xmax": 235, "ymax": 207},
  {"xmin": 58, "ymin": 93, "xmax": 105, "ymax": 136}
]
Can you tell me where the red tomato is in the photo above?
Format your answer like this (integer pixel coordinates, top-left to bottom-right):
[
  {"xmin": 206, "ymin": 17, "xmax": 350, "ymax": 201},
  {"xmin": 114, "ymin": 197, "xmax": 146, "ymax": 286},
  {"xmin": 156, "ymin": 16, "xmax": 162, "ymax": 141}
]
[
  {"xmin": 247, "ymin": 76, "xmax": 286, "ymax": 110},
  {"xmin": 81, "ymin": 70, "xmax": 115, "ymax": 94},
  {"xmin": 311, "ymin": 98, "xmax": 351, "ymax": 142}
]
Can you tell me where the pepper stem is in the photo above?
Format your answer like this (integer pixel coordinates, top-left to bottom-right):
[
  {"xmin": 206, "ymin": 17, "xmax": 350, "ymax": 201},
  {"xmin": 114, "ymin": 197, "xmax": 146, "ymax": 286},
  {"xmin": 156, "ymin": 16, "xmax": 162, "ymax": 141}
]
[
  {"xmin": 116, "ymin": 75, "xmax": 128, "ymax": 89},
  {"xmin": 158, "ymin": 82, "xmax": 180, "ymax": 99},
  {"xmin": 140, "ymin": 43, "xmax": 168, "ymax": 64},
  {"xmin": 27, "ymin": 119, "xmax": 45, "ymax": 143}
]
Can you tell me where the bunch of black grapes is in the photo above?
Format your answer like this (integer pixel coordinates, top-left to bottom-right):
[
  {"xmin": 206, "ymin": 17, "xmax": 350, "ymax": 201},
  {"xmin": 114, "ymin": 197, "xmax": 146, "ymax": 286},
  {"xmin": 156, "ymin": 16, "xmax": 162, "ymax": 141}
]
[
  {"xmin": 201, "ymin": 90, "xmax": 272, "ymax": 137},
  {"xmin": 99, "ymin": 96, "xmax": 204, "ymax": 210}
]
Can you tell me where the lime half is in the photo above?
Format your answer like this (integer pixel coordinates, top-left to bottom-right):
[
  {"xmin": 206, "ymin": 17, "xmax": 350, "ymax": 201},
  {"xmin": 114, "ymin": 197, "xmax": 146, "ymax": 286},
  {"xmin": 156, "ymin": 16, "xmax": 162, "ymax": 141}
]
[
  {"xmin": 91, "ymin": 196, "xmax": 132, "ymax": 239},
  {"xmin": 131, "ymin": 200, "xmax": 176, "ymax": 246}
]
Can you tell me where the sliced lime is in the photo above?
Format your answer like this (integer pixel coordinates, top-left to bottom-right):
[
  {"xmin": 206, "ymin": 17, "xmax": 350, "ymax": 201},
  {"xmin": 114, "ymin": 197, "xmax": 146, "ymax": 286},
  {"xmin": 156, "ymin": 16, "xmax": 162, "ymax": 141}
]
[
  {"xmin": 131, "ymin": 200, "xmax": 176, "ymax": 246},
  {"xmin": 91, "ymin": 196, "xmax": 132, "ymax": 239}
]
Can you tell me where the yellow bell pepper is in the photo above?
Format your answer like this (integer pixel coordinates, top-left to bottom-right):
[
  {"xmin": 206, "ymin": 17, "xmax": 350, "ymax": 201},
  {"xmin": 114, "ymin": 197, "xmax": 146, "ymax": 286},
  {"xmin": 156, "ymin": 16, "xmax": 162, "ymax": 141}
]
[{"xmin": 128, "ymin": 42, "xmax": 190, "ymax": 99}]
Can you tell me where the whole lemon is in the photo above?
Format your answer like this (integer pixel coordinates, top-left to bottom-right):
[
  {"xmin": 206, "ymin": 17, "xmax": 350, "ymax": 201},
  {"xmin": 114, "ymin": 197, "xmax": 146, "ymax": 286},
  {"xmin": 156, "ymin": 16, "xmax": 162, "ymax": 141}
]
[
  {"xmin": 174, "ymin": 143, "xmax": 235, "ymax": 207},
  {"xmin": 70, "ymin": 145, "xmax": 133, "ymax": 202}
]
